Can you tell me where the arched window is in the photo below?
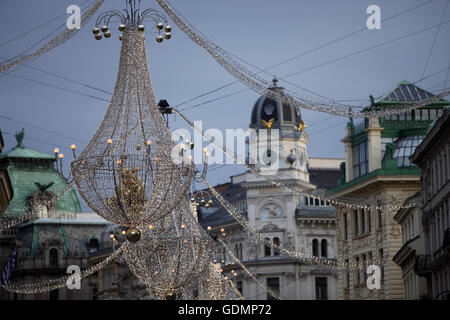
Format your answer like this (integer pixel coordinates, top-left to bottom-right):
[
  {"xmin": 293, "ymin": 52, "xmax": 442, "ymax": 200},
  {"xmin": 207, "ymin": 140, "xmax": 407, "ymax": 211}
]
[
  {"xmin": 321, "ymin": 239, "xmax": 328, "ymax": 258},
  {"xmin": 239, "ymin": 243, "xmax": 243, "ymax": 260},
  {"xmin": 282, "ymin": 104, "xmax": 292, "ymax": 122},
  {"xmin": 264, "ymin": 238, "xmax": 271, "ymax": 257},
  {"xmin": 89, "ymin": 238, "xmax": 99, "ymax": 253},
  {"xmin": 312, "ymin": 239, "xmax": 319, "ymax": 257},
  {"xmin": 49, "ymin": 248, "xmax": 58, "ymax": 266},
  {"xmin": 273, "ymin": 237, "xmax": 280, "ymax": 256}
]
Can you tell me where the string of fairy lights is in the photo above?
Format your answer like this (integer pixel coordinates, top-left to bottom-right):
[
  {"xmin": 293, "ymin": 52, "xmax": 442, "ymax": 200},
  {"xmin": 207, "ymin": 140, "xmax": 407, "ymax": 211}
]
[
  {"xmin": 0, "ymin": 0, "xmax": 104, "ymax": 73},
  {"xmin": 173, "ymin": 108, "xmax": 417, "ymax": 211},
  {"xmin": 155, "ymin": 0, "xmax": 450, "ymax": 118},
  {"xmin": 0, "ymin": 242, "xmax": 127, "ymax": 294},
  {"xmin": 205, "ymin": 178, "xmax": 384, "ymax": 272}
]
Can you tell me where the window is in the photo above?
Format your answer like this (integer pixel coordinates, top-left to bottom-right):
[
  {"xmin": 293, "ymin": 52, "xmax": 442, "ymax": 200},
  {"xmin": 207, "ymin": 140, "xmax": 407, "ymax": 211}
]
[
  {"xmin": 368, "ymin": 210, "xmax": 371, "ymax": 232},
  {"xmin": 392, "ymin": 135, "xmax": 424, "ymax": 167},
  {"xmin": 273, "ymin": 238, "xmax": 280, "ymax": 256},
  {"xmin": 361, "ymin": 210, "xmax": 366, "ymax": 234},
  {"xmin": 282, "ymin": 104, "xmax": 292, "ymax": 122},
  {"xmin": 352, "ymin": 141, "xmax": 368, "ymax": 178},
  {"xmin": 49, "ymin": 248, "xmax": 58, "ymax": 266},
  {"xmin": 239, "ymin": 243, "xmax": 243, "ymax": 260},
  {"xmin": 321, "ymin": 239, "xmax": 328, "ymax": 258},
  {"xmin": 104, "ymin": 270, "xmax": 109, "ymax": 289},
  {"xmin": 355, "ymin": 257, "xmax": 360, "ymax": 285},
  {"xmin": 236, "ymin": 281, "xmax": 243, "ymax": 294},
  {"xmin": 89, "ymin": 238, "xmax": 99, "ymax": 253},
  {"xmin": 362, "ymin": 254, "xmax": 367, "ymax": 282},
  {"xmin": 266, "ymin": 278, "xmax": 280, "ymax": 300},
  {"xmin": 378, "ymin": 208, "xmax": 382, "ymax": 229},
  {"xmin": 379, "ymin": 249, "xmax": 384, "ymax": 282},
  {"xmin": 345, "ymin": 260, "xmax": 350, "ymax": 289},
  {"xmin": 235, "ymin": 244, "xmax": 239, "ymax": 259},
  {"xmin": 315, "ymin": 277, "xmax": 328, "ymax": 300},
  {"xmin": 343, "ymin": 213, "xmax": 348, "ymax": 240},
  {"xmin": 354, "ymin": 210, "xmax": 359, "ymax": 236},
  {"xmin": 264, "ymin": 239, "xmax": 271, "ymax": 257},
  {"xmin": 312, "ymin": 239, "xmax": 319, "ymax": 257}
]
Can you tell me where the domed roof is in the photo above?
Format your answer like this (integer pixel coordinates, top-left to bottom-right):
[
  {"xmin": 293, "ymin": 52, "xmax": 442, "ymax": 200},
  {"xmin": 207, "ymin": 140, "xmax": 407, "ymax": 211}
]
[{"xmin": 250, "ymin": 77, "xmax": 303, "ymax": 132}]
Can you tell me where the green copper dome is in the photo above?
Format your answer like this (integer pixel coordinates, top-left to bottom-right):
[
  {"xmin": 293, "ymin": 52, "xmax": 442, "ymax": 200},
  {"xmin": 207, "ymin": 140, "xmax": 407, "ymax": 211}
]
[{"xmin": 0, "ymin": 129, "xmax": 81, "ymax": 218}]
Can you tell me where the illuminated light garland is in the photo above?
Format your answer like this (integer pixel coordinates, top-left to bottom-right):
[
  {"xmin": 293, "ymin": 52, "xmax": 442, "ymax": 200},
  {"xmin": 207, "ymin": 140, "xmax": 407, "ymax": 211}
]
[
  {"xmin": 207, "ymin": 179, "xmax": 383, "ymax": 272},
  {"xmin": 174, "ymin": 108, "xmax": 415, "ymax": 211},
  {"xmin": 0, "ymin": 0, "xmax": 105, "ymax": 73},
  {"xmin": 71, "ymin": 27, "xmax": 194, "ymax": 227},
  {"xmin": 0, "ymin": 242, "xmax": 127, "ymax": 294},
  {"xmin": 156, "ymin": 0, "xmax": 450, "ymax": 118},
  {"xmin": 219, "ymin": 239, "xmax": 280, "ymax": 300}
]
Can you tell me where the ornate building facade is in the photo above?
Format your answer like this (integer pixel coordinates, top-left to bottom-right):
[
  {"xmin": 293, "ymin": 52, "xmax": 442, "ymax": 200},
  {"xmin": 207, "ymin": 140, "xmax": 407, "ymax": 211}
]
[
  {"xmin": 199, "ymin": 80, "xmax": 341, "ymax": 300},
  {"xmin": 411, "ymin": 108, "xmax": 450, "ymax": 300},
  {"xmin": 392, "ymin": 193, "xmax": 428, "ymax": 299},
  {"xmin": 327, "ymin": 81, "xmax": 449, "ymax": 299},
  {"xmin": 0, "ymin": 131, "xmax": 110, "ymax": 300}
]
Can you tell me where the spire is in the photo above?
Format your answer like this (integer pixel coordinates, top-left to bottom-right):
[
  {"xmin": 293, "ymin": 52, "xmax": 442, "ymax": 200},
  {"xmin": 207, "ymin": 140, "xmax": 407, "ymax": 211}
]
[
  {"xmin": 15, "ymin": 128, "xmax": 25, "ymax": 148},
  {"xmin": 272, "ymin": 76, "xmax": 278, "ymax": 88}
]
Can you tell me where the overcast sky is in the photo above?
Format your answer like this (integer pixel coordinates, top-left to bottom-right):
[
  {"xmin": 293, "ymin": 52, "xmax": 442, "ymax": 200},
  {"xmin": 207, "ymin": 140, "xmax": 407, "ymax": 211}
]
[{"xmin": 1, "ymin": 0, "xmax": 449, "ymax": 207}]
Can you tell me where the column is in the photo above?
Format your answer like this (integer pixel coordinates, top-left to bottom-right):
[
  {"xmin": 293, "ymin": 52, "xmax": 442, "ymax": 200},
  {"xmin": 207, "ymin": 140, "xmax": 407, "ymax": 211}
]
[
  {"xmin": 366, "ymin": 116, "xmax": 383, "ymax": 172},
  {"xmin": 341, "ymin": 125, "xmax": 353, "ymax": 182}
]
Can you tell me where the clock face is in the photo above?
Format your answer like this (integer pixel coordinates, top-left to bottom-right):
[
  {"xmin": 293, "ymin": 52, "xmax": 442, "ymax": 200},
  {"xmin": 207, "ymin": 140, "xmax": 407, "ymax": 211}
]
[
  {"xmin": 260, "ymin": 203, "xmax": 282, "ymax": 219},
  {"xmin": 264, "ymin": 104, "xmax": 275, "ymax": 115}
]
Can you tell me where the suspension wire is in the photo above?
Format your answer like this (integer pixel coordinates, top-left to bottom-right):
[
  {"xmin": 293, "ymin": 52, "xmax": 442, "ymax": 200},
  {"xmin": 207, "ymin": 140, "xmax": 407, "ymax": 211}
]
[
  {"xmin": 0, "ymin": 0, "xmax": 93, "ymax": 49},
  {"xmin": 171, "ymin": 0, "xmax": 441, "ymax": 108},
  {"xmin": 418, "ymin": 0, "xmax": 450, "ymax": 85}
]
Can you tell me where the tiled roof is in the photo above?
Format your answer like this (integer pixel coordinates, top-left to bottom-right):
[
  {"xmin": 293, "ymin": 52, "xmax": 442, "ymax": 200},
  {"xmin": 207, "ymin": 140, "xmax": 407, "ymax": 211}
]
[
  {"xmin": 378, "ymin": 81, "xmax": 435, "ymax": 103},
  {"xmin": 376, "ymin": 81, "xmax": 448, "ymax": 106}
]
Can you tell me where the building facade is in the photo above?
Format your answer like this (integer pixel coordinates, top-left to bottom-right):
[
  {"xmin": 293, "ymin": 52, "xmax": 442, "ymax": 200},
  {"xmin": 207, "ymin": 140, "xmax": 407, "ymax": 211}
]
[
  {"xmin": 411, "ymin": 108, "xmax": 450, "ymax": 300},
  {"xmin": 327, "ymin": 81, "xmax": 449, "ymax": 299},
  {"xmin": 0, "ymin": 131, "xmax": 110, "ymax": 300},
  {"xmin": 392, "ymin": 193, "xmax": 428, "ymax": 299},
  {"xmin": 199, "ymin": 80, "xmax": 341, "ymax": 300}
]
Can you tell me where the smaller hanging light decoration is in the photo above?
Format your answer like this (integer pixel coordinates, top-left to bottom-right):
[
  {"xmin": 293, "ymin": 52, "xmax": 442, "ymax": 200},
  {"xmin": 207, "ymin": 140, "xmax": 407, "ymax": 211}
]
[{"xmin": 122, "ymin": 198, "xmax": 214, "ymax": 299}]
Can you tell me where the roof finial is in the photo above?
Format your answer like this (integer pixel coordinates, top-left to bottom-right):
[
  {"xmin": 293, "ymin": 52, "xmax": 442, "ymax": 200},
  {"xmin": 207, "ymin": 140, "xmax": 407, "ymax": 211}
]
[
  {"xmin": 15, "ymin": 128, "xmax": 25, "ymax": 148},
  {"xmin": 272, "ymin": 76, "xmax": 278, "ymax": 87}
]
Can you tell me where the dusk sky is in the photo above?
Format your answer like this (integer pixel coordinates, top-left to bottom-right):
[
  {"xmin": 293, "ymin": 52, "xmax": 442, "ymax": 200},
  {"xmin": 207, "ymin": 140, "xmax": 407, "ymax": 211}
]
[{"xmin": 1, "ymin": 0, "xmax": 449, "ymax": 209}]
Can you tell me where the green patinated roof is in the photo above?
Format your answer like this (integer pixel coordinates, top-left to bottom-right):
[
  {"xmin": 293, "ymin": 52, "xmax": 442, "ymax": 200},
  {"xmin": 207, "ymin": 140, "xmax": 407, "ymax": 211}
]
[
  {"xmin": 0, "ymin": 146, "xmax": 54, "ymax": 160},
  {"xmin": 0, "ymin": 130, "xmax": 81, "ymax": 217}
]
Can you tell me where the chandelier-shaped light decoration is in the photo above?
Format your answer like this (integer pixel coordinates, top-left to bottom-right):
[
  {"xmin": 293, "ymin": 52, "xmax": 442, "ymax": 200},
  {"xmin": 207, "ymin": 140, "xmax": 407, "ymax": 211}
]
[
  {"xmin": 71, "ymin": 0, "xmax": 194, "ymax": 227},
  {"xmin": 122, "ymin": 198, "xmax": 214, "ymax": 299}
]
